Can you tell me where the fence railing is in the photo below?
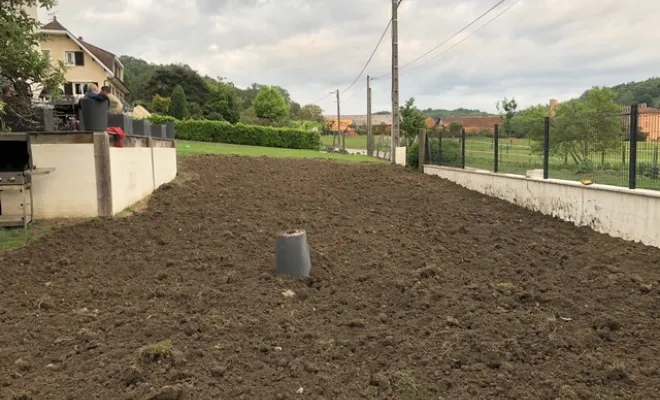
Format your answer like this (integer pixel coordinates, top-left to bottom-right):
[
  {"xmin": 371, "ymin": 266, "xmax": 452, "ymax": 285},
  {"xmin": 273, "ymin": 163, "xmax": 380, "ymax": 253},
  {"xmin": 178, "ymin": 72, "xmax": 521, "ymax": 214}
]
[{"xmin": 426, "ymin": 104, "xmax": 660, "ymax": 191}]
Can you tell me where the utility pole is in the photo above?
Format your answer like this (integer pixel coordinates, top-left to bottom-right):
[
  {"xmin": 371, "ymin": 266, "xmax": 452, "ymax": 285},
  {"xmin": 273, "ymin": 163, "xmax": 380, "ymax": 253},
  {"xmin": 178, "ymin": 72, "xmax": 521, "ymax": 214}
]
[
  {"xmin": 391, "ymin": 0, "xmax": 400, "ymax": 164},
  {"xmin": 336, "ymin": 89, "xmax": 344, "ymax": 150},
  {"xmin": 367, "ymin": 75, "xmax": 373, "ymax": 157}
]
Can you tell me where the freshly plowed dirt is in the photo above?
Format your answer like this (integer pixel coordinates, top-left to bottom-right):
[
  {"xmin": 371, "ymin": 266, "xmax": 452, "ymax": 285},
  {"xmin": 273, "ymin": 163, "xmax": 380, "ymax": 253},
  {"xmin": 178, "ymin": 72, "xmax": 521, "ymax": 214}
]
[{"xmin": 1, "ymin": 155, "xmax": 660, "ymax": 399}]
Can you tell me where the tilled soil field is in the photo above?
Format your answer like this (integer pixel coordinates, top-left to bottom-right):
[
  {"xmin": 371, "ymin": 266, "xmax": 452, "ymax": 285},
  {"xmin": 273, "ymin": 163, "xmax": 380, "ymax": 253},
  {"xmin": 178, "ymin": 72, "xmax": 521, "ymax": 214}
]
[{"xmin": 1, "ymin": 155, "xmax": 660, "ymax": 399}]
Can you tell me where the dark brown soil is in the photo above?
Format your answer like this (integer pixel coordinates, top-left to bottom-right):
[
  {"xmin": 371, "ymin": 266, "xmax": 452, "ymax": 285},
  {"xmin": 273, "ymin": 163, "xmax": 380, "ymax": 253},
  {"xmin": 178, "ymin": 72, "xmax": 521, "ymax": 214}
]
[{"xmin": 1, "ymin": 155, "xmax": 660, "ymax": 399}]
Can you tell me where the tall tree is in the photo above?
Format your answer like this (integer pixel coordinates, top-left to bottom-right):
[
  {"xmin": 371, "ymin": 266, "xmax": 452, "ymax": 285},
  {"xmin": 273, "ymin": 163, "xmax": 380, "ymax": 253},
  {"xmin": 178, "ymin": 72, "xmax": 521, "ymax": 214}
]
[
  {"xmin": 496, "ymin": 97, "xmax": 518, "ymax": 137},
  {"xmin": 1, "ymin": 0, "xmax": 65, "ymax": 123},
  {"xmin": 144, "ymin": 64, "xmax": 209, "ymax": 105},
  {"xmin": 253, "ymin": 86, "xmax": 289, "ymax": 122},
  {"xmin": 169, "ymin": 85, "xmax": 188, "ymax": 119},
  {"xmin": 296, "ymin": 104, "xmax": 324, "ymax": 123},
  {"xmin": 204, "ymin": 80, "xmax": 241, "ymax": 123}
]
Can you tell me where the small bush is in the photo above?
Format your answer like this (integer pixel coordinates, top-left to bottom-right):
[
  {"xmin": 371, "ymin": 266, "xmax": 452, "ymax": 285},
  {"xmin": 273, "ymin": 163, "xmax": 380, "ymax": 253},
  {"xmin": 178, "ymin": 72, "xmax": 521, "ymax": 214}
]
[
  {"xmin": 148, "ymin": 114, "xmax": 176, "ymax": 124},
  {"xmin": 575, "ymin": 159, "xmax": 596, "ymax": 174},
  {"xmin": 175, "ymin": 120, "xmax": 321, "ymax": 150},
  {"xmin": 407, "ymin": 140, "xmax": 461, "ymax": 170}
]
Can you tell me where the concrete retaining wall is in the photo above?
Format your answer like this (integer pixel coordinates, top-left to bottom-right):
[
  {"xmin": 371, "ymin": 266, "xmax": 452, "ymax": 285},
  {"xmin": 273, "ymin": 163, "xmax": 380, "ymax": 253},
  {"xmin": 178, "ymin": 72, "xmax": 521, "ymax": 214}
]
[
  {"xmin": 424, "ymin": 164, "xmax": 660, "ymax": 248},
  {"xmin": 0, "ymin": 132, "xmax": 177, "ymax": 220}
]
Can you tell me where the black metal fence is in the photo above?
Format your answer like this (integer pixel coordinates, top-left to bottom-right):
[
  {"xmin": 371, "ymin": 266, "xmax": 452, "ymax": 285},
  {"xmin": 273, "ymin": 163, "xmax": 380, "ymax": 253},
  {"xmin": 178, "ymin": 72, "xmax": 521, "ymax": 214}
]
[{"xmin": 427, "ymin": 104, "xmax": 660, "ymax": 191}]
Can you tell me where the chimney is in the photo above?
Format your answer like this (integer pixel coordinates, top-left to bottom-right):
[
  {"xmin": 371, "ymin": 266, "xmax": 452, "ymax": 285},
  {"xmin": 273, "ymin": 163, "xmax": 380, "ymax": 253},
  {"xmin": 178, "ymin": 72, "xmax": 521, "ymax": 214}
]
[{"xmin": 549, "ymin": 98, "xmax": 558, "ymax": 117}]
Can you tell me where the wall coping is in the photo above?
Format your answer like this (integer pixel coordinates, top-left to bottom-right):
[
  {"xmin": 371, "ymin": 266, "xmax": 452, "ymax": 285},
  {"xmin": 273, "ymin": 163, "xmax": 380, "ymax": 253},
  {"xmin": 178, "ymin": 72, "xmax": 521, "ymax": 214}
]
[
  {"xmin": 0, "ymin": 131, "xmax": 175, "ymax": 148},
  {"xmin": 424, "ymin": 164, "xmax": 660, "ymax": 200}
]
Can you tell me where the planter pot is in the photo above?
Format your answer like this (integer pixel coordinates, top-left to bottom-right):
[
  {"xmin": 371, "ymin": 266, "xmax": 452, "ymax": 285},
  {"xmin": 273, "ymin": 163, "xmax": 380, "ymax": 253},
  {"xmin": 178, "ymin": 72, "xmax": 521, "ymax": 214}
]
[
  {"xmin": 79, "ymin": 98, "xmax": 108, "ymax": 131},
  {"xmin": 166, "ymin": 121, "xmax": 175, "ymax": 140},
  {"xmin": 151, "ymin": 124, "xmax": 165, "ymax": 138},
  {"xmin": 108, "ymin": 114, "xmax": 133, "ymax": 135},
  {"xmin": 132, "ymin": 119, "xmax": 151, "ymax": 137}
]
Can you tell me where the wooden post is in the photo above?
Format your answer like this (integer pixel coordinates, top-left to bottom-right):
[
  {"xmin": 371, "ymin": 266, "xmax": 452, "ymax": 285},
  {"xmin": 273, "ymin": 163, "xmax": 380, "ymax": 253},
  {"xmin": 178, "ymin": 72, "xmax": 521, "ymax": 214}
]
[
  {"xmin": 366, "ymin": 75, "xmax": 373, "ymax": 157},
  {"xmin": 93, "ymin": 131, "xmax": 113, "ymax": 217},
  {"xmin": 418, "ymin": 129, "xmax": 426, "ymax": 172}
]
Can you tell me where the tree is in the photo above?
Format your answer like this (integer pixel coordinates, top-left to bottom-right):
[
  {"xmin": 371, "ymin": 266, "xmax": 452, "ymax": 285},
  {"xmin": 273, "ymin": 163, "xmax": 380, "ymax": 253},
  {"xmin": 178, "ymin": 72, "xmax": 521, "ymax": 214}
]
[
  {"xmin": 253, "ymin": 86, "xmax": 289, "ymax": 122},
  {"xmin": 143, "ymin": 64, "xmax": 209, "ymax": 105},
  {"xmin": 1, "ymin": 0, "xmax": 66, "ymax": 124},
  {"xmin": 169, "ymin": 85, "xmax": 188, "ymax": 119},
  {"xmin": 540, "ymin": 87, "xmax": 620, "ymax": 168},
  {"xmin": 203, "ymin": 80, "xmax": 241, "ymax": 123},
  {"xmin": 289, "ymin": 101, "xmax": 301, "ymax": 119},
  {"xmin": 448, "ymin": 121, "xmax": 463, "ymax": 135},
  {"xmin": 151, "ymin": 94, "xmax": 170, "ymax": 114},
  {"xmin": 296, "ymin": 104, "xmax": 324, "ymax": 123},
  {"xmin": 496, "ymin": 97, "xmax": 518, "ymax": 137},
  {"xmin": 399, "ymin": 97, "xmax": 427, "ymax": 145},
  {"xmin": 119, "ymin": 56, "xmax": 154, "ymax": 103}
]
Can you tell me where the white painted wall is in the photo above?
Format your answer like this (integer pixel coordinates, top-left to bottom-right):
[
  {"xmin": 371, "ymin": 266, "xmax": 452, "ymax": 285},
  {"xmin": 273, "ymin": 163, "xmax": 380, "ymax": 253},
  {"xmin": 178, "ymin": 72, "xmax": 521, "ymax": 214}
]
[
  {"xmin": 1, "ymin": 144, "xmax": 98, "ymax": 218},
  {"xmin": 152, "ymin": 148, "xmax": 177, "ymax": 188},
  {"xmin": 424, "ymin": 165, "xmax": 660, "ymax": 248},
  {"xmin": 395, "ymin": 146, "xmax": 406, "ymax": 166},
  {"xmin": 109, "ymin": 148, "xmax": 154, "ymax": 214},
  {"xmin": 1, "ymin": 140, "xmax": 177, "ymax": 220}
]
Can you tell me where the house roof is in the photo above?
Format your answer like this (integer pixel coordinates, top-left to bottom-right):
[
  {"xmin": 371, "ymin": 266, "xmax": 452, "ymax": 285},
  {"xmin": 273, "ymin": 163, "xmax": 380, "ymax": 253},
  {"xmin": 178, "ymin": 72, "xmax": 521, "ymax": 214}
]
[
  {"xmin": 329, "ymin": 114, "xmax": 393, "ymax": 126},
  {"xmin": 437, "ymin": 116, "xmax": 502, "ymax": 129},
  {"xmin": 42, "ymin": 18, "xmax": 67, "ymax": 31},
  {"xmin": 80, "ymin": 40, "xmax": 117, "ymax": 75},
  {"xmin": 40, "ymin": 17, "xmax": 128, "ymax": 93}
]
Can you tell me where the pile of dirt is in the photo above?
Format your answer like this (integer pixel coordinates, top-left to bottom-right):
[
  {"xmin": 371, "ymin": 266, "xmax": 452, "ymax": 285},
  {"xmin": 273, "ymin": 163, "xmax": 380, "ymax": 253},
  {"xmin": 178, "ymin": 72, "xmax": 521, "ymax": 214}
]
[{"xmin": 1, "ymin": 155, "xmax": 659, "ymax": 399}]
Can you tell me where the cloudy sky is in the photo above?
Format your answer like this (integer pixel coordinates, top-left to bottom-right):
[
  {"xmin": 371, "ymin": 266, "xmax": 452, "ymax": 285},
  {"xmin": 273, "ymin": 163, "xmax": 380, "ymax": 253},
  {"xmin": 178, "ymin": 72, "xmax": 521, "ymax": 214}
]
[{"xmin": 40, "ymin": 0, "xmax": 660, "ymax": 115}]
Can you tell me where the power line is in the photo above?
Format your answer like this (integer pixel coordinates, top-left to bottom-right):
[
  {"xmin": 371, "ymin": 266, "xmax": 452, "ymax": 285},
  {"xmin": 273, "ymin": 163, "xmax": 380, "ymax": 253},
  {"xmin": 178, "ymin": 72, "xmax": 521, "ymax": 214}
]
[
  {"xmin": 309, "ymin": 91, "xmax": 335, "ymax": 105},
  {"xmin": 402, "ymin": 0, "xmax": 520, "ymax": 77},
  {"xmin": 310, "ymin": 0, "xmax": 404, "ymax": 104},
  {"xmin": 374, "ymin": 0, "xmax": 508, "ymax": 79},
  {"xmin": 342, "ymin": 19, "xmax": 392, "ymax": 93}
]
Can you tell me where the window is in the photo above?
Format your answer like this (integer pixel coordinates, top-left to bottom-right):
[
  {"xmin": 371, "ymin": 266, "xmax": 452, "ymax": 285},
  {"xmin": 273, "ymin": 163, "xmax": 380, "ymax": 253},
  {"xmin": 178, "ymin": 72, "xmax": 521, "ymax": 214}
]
[
  {"xmin": 64, "ymin": 51, "xmax": 84, "ymax": 66},
  {"xmin": 63, "ymin": 82, "xmax": 98, "ymax": 96}
]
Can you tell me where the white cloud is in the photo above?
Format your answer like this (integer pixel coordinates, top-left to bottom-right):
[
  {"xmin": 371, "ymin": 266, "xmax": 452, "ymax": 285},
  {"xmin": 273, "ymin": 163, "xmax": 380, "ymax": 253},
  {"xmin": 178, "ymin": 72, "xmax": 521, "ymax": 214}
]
[{"xmin": 40, "ymin": 0, "xmax": 660, "ymax": 114}]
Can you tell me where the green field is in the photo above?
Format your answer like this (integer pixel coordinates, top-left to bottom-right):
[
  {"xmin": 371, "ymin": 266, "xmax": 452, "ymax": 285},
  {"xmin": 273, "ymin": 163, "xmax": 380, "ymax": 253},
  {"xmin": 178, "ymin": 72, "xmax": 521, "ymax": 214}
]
[
  {"xmin": 177, "ymin": 140, "xmax": 384, "ymax": 163},
  {"xmin": 437, "ymin": 137, "xmax": 660, "ymax": 190}
]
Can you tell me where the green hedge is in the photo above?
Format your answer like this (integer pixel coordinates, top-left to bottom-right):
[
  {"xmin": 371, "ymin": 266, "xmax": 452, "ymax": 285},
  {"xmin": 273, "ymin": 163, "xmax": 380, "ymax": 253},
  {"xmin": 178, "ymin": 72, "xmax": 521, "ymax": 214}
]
[{"xmin": 174, "ymin": 120, "xmax": 321, "ymax": 150}]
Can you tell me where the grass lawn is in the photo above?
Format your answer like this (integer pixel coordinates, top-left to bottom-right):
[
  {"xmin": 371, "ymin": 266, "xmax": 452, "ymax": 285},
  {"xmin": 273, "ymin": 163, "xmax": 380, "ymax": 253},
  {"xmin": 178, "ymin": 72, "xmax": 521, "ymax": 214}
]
[
  {"xmin": 0, "ymin": 220, "xmax": 75, "ymax": 252},
  {"xmin": 176, "ymin": 140, "xmax": 384, "ymax": 163}
]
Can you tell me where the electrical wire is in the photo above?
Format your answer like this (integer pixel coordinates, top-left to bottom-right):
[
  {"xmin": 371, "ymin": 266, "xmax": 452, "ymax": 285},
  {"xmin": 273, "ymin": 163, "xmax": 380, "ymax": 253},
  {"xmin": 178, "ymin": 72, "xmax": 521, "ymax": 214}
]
[
  {"xmin": 401, "ymin": 0, "xmax": 520, "ymax": 77},
  {"xmin": 373, "ymin": 0, "xmax": 508, "ymax": 80},
  {"xmin": 309, "ymin": 0, "xmax": 403, "ymax": 104},
  {"xmin": 342, "ymin": 19, "xmax": 392, "ymax": 93}
]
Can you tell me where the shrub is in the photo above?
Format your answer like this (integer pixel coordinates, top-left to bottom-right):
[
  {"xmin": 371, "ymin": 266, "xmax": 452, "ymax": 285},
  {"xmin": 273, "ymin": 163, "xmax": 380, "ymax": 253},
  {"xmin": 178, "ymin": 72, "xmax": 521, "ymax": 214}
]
[
  {"xmin": 148, "ymin": 114, "xmax": 176, "ymax": 124},
  {"xmin": 175, "ymin": 120, "xmax": 321, "ymax": 150},
  {"xmin": 407, "ymin": 140, "xmax": 461, "ymax": 169}
]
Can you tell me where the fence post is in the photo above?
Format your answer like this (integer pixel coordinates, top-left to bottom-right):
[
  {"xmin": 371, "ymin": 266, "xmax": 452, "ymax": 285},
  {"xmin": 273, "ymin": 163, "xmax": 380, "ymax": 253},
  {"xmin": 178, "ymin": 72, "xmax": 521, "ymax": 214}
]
[
  {"xmin": 438, "ymin": 132, "xmax": 443, "ymax": 166},
  {"xmin": 424, "ymin": 131, "xmax": 431, "ymax": 165},
  {"xmin": 418, "ymin": 129, "xmax": 426, "ymax": 173},
  {"xmin": 493, "ymin": 124, "xmax": 499, "ymax": 173},
  {"xmin": 543, "ymin": 117, "xmax": 550, "ymax": 179},
  {"xmin": 461, "ymin": 128, "xmax": 466, "ymax": 169},
  {"xmin": 629, "ymin": 104, "xmax": 638, "ymax": 189}
]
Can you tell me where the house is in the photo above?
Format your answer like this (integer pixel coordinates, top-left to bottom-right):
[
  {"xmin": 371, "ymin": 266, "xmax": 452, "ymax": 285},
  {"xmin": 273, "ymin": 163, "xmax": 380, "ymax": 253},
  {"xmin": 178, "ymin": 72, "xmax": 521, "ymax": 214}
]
[
  {"xmin": 621, "ymin": 103, "xmax": 660, "ymax": 141},
  {"xmin": 38, "ymin": 17, "xmax": 129, "ymax": 102},
  {"xmin": 325, "ymin": 114, "xmax": 392, "ymax": 135},
  {"xmin": 429, "ymin": 116, "xmax": 503, "ymax": 133}
]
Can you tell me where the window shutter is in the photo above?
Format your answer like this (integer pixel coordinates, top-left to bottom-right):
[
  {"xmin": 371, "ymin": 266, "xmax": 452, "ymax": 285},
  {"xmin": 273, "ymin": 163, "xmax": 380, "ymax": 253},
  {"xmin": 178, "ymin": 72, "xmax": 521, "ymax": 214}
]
[
  {"xmin": 63, "ymin": 83, "xmax": 73, "ymax": 95},
  {"xmin": 75, "ymin": 51, "xmax": 84, "ymax": 66}
]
